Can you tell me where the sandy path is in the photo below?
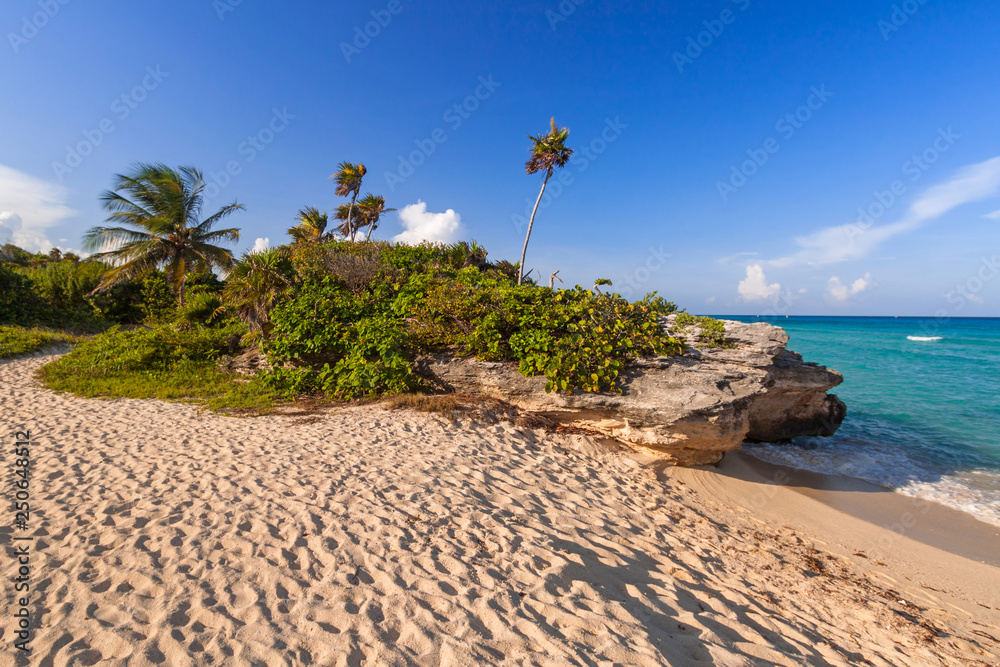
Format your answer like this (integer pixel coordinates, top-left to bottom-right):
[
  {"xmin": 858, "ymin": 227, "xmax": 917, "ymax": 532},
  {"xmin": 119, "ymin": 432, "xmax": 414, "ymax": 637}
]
[{"xmin": 1, "ymin": 350, "xmax": 998, "ymax": 666}]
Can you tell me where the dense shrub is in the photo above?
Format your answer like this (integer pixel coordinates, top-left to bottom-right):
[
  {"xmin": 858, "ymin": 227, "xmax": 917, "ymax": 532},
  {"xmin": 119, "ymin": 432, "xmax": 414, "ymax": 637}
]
[
  {"xmin": 263, "ymin": 241, "xmax": 682, "ymax": 397},
  {"xmin": 40, "ymin": 325, "xmax": 240, "ymax": 378},
  {"xmin": 0, "ymin": 326, "xmax": 81, "ymax": 359},
  {"xmin": 673, "ymin": 313, "xmax": 731, "ymax": 348},
  {"xmin": 0, "ymin": 264, "xmax": 43, "ymax": 324}
]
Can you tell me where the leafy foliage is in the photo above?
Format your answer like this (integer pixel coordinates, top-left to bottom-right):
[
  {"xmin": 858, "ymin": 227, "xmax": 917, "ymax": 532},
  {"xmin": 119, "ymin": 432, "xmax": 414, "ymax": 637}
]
[
  {"xmin": 36, "ymin": 324, "xmax": 289, "ymax": 412},
  {"xmin": 83, "ymin": 162, "xmax": 243, "ymax": 305},
  {"xmin": 221, "ymin": 247, "xmax": 294, "ymax": 339},
  {"xmin": 0, "ymin": 263, "xmax": 44, "ymax": 325},
  {"xmin": 0, "ymin": 326, "xmax": 82, "ymax": 359},
  {"xmin": 262, "ymin": 241, "xmax": 682, "ymax": 398},
  {"xmin": 673, "ymin": 313, "xmax": 731, "ymax": 348}
]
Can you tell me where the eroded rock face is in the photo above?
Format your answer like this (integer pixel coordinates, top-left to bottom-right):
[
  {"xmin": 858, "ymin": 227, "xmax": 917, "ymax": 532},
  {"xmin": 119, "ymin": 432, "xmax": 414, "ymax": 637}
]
[{"xmin": 415, "ymin": 316, "xmax": 846, "ymax": 466}]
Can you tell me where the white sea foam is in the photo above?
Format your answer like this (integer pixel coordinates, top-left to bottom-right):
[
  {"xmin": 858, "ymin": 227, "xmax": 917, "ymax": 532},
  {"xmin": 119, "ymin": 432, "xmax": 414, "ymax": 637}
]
[
  {"xmin": 907, "ymin": 336, "xmax": 943, "ymax": 341},
  {"xmin": 744, "ymin": 440, "xmax": 1000, "ymax": 528}
]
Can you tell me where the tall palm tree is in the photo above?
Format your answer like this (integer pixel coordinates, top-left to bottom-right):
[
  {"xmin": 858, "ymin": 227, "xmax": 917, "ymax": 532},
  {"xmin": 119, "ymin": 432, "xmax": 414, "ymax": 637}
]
[
  {"xmin": 329, "ymin": 161, "xmax": 367, "ymax": 242},
  {"xmin": 83, "ymin": 163, "xmax": 243, "ymax": 305},
  {"xmin": 354, "ymin": 194, "xmax": 396, "ymax": 240},
  {"xmin": 518, "ymin": 118, "xmax": 573, "ymax": 285},
  {"xmin": 287, "ymin": 206, "xmax": 329, "ymax": 243}
]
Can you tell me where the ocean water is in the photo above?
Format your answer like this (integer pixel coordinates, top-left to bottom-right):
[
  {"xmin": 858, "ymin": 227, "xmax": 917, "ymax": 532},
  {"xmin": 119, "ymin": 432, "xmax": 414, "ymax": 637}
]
[{"xmin": 720, "ymin": 316, "xmax": 1000, "ymax": 527}]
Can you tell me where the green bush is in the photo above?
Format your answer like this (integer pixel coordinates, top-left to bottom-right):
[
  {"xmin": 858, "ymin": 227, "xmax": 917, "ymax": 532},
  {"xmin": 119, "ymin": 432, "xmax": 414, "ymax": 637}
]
[
  {"xmin": 262, "ymin": 242, "xmax": 682, "ymax": 397},
  {"xmin": 674, "ymin": 313, "xmax": 731, "ymax": 348},
  {"xmin": 0, "ymin": 264, "xmax": 43, "ymax": 325},
  {"xmin": 175, "ymin": 288, "xmax": 225, "ymax": 328},
  {"xmin": 140, "ymin": 274, "xmax": 176, "ymax": 324},
  {"xmin": 0, "ymin": 326, "xmax": 81, "ymax": 359},
  {"xmin": 36, "ymin": 323, "xmax": 288, "ymax": 411}
]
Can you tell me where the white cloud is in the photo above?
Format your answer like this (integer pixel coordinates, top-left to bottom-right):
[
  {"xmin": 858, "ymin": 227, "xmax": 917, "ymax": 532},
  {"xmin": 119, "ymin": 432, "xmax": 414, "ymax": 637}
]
[
  {"xmin": 393, "ymin": 201, "xmax": 465, "ymax": 245},
  {"xmin": 984, "ymin": 209, "xmax": 1000, "ymax": 220},
  {"xmin": 967, "ymin": 293, "xmax": 984, "ymax": 304},
  {"xmin": 772, "ymin": 157, "xmax": 1000, "ymax": 267},
  {"xmin": 0, "ymin": 165, "xmax": 77, "ymax": 252},
  {"xmin": 827, "ymin": 272, "xmax": 872, "ymax": 302},
  {"xmin": 738, "ymin": 264, "xmax": 781, "ymax": 302},
  {"xmin": 706, "ymin": 296, "xmax": 717, "ymax": 304},
  {"xmin": 251, "ymin": 237, "xmax": 270, "ymax": 253},
  {"xmin": 0, "ymin": 212, "xmax": 21, "ymax": 244}
]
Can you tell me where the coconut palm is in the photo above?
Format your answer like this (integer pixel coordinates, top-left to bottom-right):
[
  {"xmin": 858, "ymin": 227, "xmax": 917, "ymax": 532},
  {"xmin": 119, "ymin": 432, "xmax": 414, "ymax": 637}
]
[
  {"xmin": 287, "ymin": 207, "xmax": 329, "ymax": 243},
  {"xmin": 518, "ymin": 118, "xmax": 573, "ymax": 285},
  {"xmin": 329, "ymin": 161, "xmax": 367, "ymax": 242},
  {"xmin": 354, "ymin": 194, "xmax": 396, "ymax": 240},
  {"xmin": 222, "ymin": 247, "xmax": 293, "ymax": 339},
  {"xmin": 332, "ymin": 204, "xmax": 355, "ymax": 238},
  {"xmin": 83, "ymin": 163, "xmax": 243, "ymax": 305}
]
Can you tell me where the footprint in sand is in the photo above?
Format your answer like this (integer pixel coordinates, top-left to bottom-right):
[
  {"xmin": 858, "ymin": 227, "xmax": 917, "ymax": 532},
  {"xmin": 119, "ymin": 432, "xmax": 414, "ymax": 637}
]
[{"xmin": 228, "ymin": 582, "xmax": 257, "ymax": 609}]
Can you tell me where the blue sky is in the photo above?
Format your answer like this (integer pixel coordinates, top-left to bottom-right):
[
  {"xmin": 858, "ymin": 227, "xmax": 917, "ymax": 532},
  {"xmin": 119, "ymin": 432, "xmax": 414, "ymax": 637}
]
[{"xmin": 2, "ymin": 0, "xmax": 999, "ymax": 316}]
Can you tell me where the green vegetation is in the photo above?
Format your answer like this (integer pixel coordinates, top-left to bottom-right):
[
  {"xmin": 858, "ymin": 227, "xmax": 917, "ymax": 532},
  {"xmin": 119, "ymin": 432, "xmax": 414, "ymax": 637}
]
[
  {"xmin": 83, "ymin": 163, "xmax": 243, "ymax": 306},
  {"xmin": 260, "ymin": 240, "xmax": 681, "ymax": 398},
  {"xmin": 37, "ymin": 325, "xmax": 290, "ymax": 413},
  {"xmin": 5, "ymin": 156, "xmax": 689, "ymax": 414},
  {"xmin": 0, "ymin": 326, "xmax": 81, "ymax": 359},
  {"xmin": 674, "ymin": 313, "xmax": 732, "ymax": 348}
]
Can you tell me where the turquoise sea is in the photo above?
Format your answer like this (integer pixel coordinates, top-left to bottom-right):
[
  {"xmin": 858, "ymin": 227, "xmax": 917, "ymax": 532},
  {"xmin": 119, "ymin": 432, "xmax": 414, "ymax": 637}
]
[{"xmin": 720, "ymin": 316, "xmax": 1000, "ymax": 527}]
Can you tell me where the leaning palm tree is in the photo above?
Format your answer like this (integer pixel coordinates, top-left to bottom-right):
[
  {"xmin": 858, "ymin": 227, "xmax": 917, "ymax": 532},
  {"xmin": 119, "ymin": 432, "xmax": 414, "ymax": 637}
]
[
  {"xmin": 287, "ymin": 206, "xmax": 329, "ymax": 243},
  {"xmin": 83, "ymin": 163, "xmax": 243, "ymax": 305},
  {"xmin": 353, "ymin": 194, "xmax": 396, "ymax": 240},
  {"xmin": 332, "ymin": 204, "xmax": 354, "ymax": 238},
  {"xmin": 518, "ymin": 118, "xmax": 573, "ymax": 285},
  {"xmin": 329, "ymin": 161, "xmax": 367, "ymax": 242},
  {"xmin": 222, "ymin": 247, "xmax": 293, "ymax": 340}
]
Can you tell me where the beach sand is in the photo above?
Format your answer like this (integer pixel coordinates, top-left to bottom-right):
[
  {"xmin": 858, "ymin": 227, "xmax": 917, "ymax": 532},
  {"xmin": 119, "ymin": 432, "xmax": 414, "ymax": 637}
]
[{"xmin": 2, "ymin": 349, "xmax": 998, "ymax": 666}]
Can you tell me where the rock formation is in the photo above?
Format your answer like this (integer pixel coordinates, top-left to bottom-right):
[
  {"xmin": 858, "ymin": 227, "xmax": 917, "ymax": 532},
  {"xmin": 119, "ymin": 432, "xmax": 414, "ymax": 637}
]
[{"xmin": 415, "ymin": 316, "xmax": 846, "ymax": 466}]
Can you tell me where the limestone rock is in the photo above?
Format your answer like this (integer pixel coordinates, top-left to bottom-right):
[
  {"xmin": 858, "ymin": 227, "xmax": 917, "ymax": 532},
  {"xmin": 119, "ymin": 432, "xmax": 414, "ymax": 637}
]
[{"xmin": 415, "ymin": 315, "xmax": 846, "ymax": 466}]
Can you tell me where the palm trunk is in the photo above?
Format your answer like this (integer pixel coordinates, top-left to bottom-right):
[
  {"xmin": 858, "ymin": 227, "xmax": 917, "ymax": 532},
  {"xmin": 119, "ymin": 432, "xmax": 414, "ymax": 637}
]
[
  {"xmin": 178, "ymin": 273, "xmax": 187, "ymax": 307},
  {"xmin": 518, "ymin": 170, "xmax": 552, "ymax": 285},
  {"xmin": 348, "ymin": 191, "xmax": 359, "ymax": 242}
]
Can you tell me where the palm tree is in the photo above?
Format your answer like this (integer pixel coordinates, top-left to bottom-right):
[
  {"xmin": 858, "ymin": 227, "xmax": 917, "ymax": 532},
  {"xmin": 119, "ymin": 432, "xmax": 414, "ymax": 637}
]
[
  {"xmin": 329, "ymin": 162, "xmax": 367, "ymax": 242},
  {"xmin": 353, "ymin": 194, "xmax": 396, "ymax": 240},
  {"xmin": 83, "ymin": 163, "xmax": 243, "ymax": 305},
  {"xmin": 518, "ymin": 118, "xmax": 573, "ymax": 285},
  {"xmin": 222, "ymin": 247, "xmax": 293, "ymax": 339},
  {"xmin": 287, "ymin": 207, "xmax": 329, "ymax": 243},
  {"xmin": 332, "ymin": 204, "xmax": 354, "ymax": 238}
]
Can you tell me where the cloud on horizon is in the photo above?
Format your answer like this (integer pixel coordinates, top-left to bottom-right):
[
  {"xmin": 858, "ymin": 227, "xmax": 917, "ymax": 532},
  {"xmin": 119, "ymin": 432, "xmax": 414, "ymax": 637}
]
[
  {"xmin": 393, "ymin": 201, "xmax": 464, "ymax": 245},
  {"xmin": 827, "ymin": 273, "xmax": 872, "ymax": 302},
  {"xmin": 0, "ymin": 164, "xmax": 78, "ymax": 252},
  {"xmin": 770, "ymin": 156, "xmax": 1000, "ymax": 267},
  {"xmin": 738, "ymin": 264, "xmax": 781, "ymax": 302}
]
